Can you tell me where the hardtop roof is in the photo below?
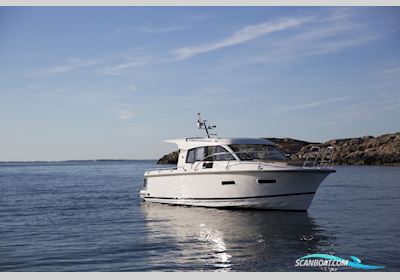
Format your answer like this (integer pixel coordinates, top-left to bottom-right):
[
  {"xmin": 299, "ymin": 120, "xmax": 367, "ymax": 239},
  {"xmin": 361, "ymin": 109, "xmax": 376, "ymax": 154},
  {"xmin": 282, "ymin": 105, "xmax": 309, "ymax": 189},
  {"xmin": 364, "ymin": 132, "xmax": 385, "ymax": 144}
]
[{"xmin": 165, "ymin": 137, "xmax": 275, "ymax": 150}]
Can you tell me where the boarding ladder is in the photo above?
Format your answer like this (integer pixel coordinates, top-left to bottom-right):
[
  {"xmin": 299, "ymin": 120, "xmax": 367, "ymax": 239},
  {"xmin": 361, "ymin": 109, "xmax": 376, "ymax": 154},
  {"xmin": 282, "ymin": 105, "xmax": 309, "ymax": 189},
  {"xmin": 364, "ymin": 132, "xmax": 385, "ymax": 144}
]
[{"xmin": 303, "ymin": 146, "xmax": 335, "ymax": 168}]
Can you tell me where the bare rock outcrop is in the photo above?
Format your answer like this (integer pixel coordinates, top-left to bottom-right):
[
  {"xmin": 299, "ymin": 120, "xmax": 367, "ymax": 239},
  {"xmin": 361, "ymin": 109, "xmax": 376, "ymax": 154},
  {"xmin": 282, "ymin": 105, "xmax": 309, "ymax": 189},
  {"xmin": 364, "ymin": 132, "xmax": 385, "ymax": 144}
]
[
  {"xmin": 157, "ymin": 150, "xmax": 179, "ymax": 164},
  {"xmin": 294, "ymin": 133, "xmax": 400, "ymax": 165}
]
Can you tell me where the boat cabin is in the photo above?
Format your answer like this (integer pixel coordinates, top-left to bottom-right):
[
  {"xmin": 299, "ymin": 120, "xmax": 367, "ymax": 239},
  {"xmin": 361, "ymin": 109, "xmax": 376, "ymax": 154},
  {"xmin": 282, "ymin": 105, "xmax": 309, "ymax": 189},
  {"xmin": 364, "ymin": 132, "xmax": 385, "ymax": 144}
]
[{"xmin": 165, "ymin": 138, "xmax": 287, "ymax": 169}]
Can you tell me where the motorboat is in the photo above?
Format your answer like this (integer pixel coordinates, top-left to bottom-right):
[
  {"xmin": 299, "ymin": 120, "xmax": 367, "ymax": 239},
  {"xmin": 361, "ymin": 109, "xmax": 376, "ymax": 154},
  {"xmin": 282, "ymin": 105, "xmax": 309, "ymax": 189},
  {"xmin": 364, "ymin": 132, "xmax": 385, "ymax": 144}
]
[{"xmin": 140, "ymin": 114, "xmax": 335, "ymax": 211}]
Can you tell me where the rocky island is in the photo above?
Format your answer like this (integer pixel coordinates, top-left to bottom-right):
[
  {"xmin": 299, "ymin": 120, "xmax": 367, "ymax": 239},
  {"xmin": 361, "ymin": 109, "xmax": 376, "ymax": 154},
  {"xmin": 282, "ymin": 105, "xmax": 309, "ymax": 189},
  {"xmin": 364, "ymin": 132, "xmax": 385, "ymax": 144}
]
[{"xmin": 157, "ymin": 132, "xmax": 400, "ymax": 166}]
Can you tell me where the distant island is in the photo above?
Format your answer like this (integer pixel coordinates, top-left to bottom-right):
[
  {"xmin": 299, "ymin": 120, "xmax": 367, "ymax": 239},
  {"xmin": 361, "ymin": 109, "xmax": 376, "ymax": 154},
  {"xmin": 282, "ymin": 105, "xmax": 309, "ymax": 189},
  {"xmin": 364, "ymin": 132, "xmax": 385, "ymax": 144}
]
[{"xmin": 157, "ymin": 132, "xmax": 400, "ymax": 166}]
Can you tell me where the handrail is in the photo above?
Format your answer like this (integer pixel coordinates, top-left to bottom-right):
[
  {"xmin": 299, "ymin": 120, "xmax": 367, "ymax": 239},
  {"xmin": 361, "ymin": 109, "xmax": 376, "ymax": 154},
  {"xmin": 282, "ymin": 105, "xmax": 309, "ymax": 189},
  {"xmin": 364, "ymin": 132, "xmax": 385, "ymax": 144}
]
[
  {"xmin": 185, "ymin": 137, "xmax": 219, "ymax": 142},
  {"xmin": 302, "ymin": 146, "xmax": 335, "ymax": 168},
  {"xmin": 193, "ymin": 152, "xmax": 236, "ymax": 171},
  {"xmin": 258, "ymin": 146, "xmax": 267, "ymax": 170},
  {"xmin": 303, "ymin": 146, "xmax": 320, "ymax": 168},
  {"xmin": 145, "ymin": 167, "xmax": 177, "ymax": 174},
  {"xmin": 321, "ymin": 146, "xmax": 335, "ymax": 167},
  {"xmin": 225, "ymin": 151, "xmax": 265, "ymax": 170}
]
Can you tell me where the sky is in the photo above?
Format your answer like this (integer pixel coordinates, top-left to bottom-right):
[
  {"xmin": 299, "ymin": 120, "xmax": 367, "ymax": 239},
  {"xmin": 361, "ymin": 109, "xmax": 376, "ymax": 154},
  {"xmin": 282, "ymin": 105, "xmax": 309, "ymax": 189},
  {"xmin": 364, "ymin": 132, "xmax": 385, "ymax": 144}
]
[{"xmin": 0, "ymin": 6, "xmax": 399, "ymax": 161}]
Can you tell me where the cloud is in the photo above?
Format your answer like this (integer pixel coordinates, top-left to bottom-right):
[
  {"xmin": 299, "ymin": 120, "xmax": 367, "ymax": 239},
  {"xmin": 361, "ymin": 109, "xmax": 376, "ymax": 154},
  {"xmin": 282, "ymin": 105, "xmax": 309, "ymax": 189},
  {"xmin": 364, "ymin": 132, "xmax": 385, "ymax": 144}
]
[
  {"xmin": 214, "ymin": 9, "xmax": 398, "ymax": 71},
  {"xmin": 106, "ymin": 25, "xmax": 187, "ymax": 39},
  {"xmin": 265, "ymin": 31, "xmax": 383, "ymax": 62},
  {"xmin": 172, "ymin": 16, "xmax": 312, "ymax": 60},
  {"xmin": 180, "ymin": 13, "xmax": 217, "ymax": 22},
  {"xmin": 272, "ymin": 97, "xmax": 350, "ymax": 115},
  {"xmin": 367, "ymin": 61, "xmax": 400, "ymax": 92},
  {"xmin": 376, "ymin": 63, "xmax": 400, "ymax": 78},
  {"xmin": 20, "ymin": 9, "xmax": 398, "ymax": 80},
  {"xmin": 325, "ymin": 94, "xmax": 400, "ymax": 126},
  {"xmin": 130, "ymin": 85, "xmax": 137, "ymax": 92},
  {"xmin": 104, "ymin": 28, "xmax": 124, "ymax": 39},
  {"xmin": 189, "ymin": 14, "xmax": 217, "ymax": 21},
  {"xmin": 25, "ymin": 47, "xmax": 154, "ymax": 78},
  {"xmin": 98, "ymin": 59, "xmax": 149, "ymax": 76},
  {"xmin": 138, "ymin": 25, "xmax": 188, "ymax": 33},
  {"xmin": 97, "ymin": 48, "xmax": 155, "ymax": 76},
  {"xmin": 34, "ymin": 58, "xmax": 102, "ymax": 76},
  {"xmin": 115, "ymin": 108, "xmax": 135, "ymax": 120}
]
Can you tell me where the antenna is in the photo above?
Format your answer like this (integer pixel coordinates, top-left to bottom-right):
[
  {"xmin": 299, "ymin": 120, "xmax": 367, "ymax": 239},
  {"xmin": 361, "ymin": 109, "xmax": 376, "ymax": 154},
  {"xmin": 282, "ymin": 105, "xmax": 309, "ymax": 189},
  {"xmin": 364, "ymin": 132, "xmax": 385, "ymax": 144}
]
[{"xmin": 197, "ymin": 113, "xmax": 217, "ymax": 138}]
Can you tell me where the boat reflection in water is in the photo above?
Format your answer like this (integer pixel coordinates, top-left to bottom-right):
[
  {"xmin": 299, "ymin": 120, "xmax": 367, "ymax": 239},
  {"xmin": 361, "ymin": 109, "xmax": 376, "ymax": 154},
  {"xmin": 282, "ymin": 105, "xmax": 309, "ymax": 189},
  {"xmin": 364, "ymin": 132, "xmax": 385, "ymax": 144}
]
[{"xmin": 141, "ymin": 203, "xmax": 333, "ymax": 271}]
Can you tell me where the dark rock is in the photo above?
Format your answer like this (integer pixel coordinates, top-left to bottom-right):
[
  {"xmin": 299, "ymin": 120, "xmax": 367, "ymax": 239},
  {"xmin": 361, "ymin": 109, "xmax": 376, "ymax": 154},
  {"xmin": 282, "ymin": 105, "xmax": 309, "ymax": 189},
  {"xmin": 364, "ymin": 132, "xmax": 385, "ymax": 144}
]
[{"xmin": 157, "ymin": 150, "xmax": 179, "ymax": 164}]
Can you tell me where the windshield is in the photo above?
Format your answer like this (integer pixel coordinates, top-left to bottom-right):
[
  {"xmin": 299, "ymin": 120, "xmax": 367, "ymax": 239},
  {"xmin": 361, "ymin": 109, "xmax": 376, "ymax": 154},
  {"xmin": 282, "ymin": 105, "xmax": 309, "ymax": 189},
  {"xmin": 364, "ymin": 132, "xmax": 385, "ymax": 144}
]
[{"xmin": 229, "ymin": 144, "xmax": 287, "ymax": 161}]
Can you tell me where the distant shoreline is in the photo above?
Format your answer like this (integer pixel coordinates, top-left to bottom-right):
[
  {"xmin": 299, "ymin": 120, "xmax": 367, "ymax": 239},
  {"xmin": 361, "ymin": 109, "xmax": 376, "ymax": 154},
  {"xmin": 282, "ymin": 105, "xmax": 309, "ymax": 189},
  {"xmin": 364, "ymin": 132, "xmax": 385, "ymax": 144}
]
[
  {"xmin": 0, "ymin": 162, "xmax": 399, "ymax": 168},
  {"xmin": 0, "ymin": 159, "xmax": 157, "ymax": 164},
  {"xmin": 2, "ymin": 132, "xmax": 399, "ymax": 166}
]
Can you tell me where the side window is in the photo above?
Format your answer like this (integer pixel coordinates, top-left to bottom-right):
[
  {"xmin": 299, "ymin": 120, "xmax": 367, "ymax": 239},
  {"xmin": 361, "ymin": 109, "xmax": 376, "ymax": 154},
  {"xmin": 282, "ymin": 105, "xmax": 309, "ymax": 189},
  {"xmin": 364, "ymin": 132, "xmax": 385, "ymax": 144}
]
[
  {"xmin": 205, "ymin": 146, "xmax": 216, "ymax": 161},
  {"xmin": 193, "ymin": 146, "xmax": 217, "ymax": 162},
  {"xmin": 197, "ymin": 146, "xmax": 216, "ymax": 161},
  {"xmin": 187, "ymin": 146, "xmax": 234, "ymax": 163},
  {"xmin": 215, "ymin": 146, "xmax": 235, "ymax": 161},
  {"xmin": 186, "ymin": 149, "xmax": 196, "ymax": 163},
  {"xmin": 195, "ymin": 147, "xmax": 206, "ymax": 161},
  {"xmin": 266, "ymin": 145, "xmax": 287, "ymax": 160}
]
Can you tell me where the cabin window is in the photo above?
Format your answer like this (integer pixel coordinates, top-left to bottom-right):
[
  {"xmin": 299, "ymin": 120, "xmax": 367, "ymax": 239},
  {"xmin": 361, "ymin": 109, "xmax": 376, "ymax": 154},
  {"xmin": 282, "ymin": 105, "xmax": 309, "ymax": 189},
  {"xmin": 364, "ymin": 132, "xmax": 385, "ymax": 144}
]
[
  {"xmin": 186, "ymin": 146, "xmax": 235, "ymax": 163},
  {"xmin": 229, "ymin": 144, "xmax": 287, "ymax": 161},
  {"xmin": 266, "ymin": 146, "xmax": 287, "ymax": 160},
  {"xmin": 186, "ymin": 149, "xmax": 196, "ymax": 163},
  {"xmin": 214, "ymin": 146, "xmax": 235, "ymax": 161},
  {"xmin": 195, "ymin": 147, "xmax": 207, "ymax": 161}
]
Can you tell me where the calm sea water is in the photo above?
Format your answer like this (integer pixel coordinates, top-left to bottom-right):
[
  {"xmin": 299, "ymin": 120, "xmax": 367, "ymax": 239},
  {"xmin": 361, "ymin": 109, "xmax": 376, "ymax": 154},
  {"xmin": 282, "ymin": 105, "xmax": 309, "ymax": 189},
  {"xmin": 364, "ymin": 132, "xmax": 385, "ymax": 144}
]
[{"xmin": 0, "ymin": 161, "xmax": 399, "ymax": 271}]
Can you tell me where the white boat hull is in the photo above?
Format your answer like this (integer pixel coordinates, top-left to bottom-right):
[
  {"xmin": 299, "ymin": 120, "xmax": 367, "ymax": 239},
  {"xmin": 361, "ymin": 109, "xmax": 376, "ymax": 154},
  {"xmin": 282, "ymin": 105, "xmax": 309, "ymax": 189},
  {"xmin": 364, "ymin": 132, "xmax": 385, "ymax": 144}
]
[{"xmin": 140, "ymin": 170, "xmax": 333, "ymax": 211}]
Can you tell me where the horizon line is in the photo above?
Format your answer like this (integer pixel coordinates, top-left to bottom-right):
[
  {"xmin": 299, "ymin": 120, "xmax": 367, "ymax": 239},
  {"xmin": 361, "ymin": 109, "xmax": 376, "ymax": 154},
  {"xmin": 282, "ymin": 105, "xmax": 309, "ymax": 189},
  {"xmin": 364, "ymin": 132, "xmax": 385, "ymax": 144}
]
[
  {"xmin": 1, "ymin": 131, "xmax": 398, "ymax": 162},
  {"xmin": 0, "ymin": 159, "xmax": 158, "ymax": 163}
]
